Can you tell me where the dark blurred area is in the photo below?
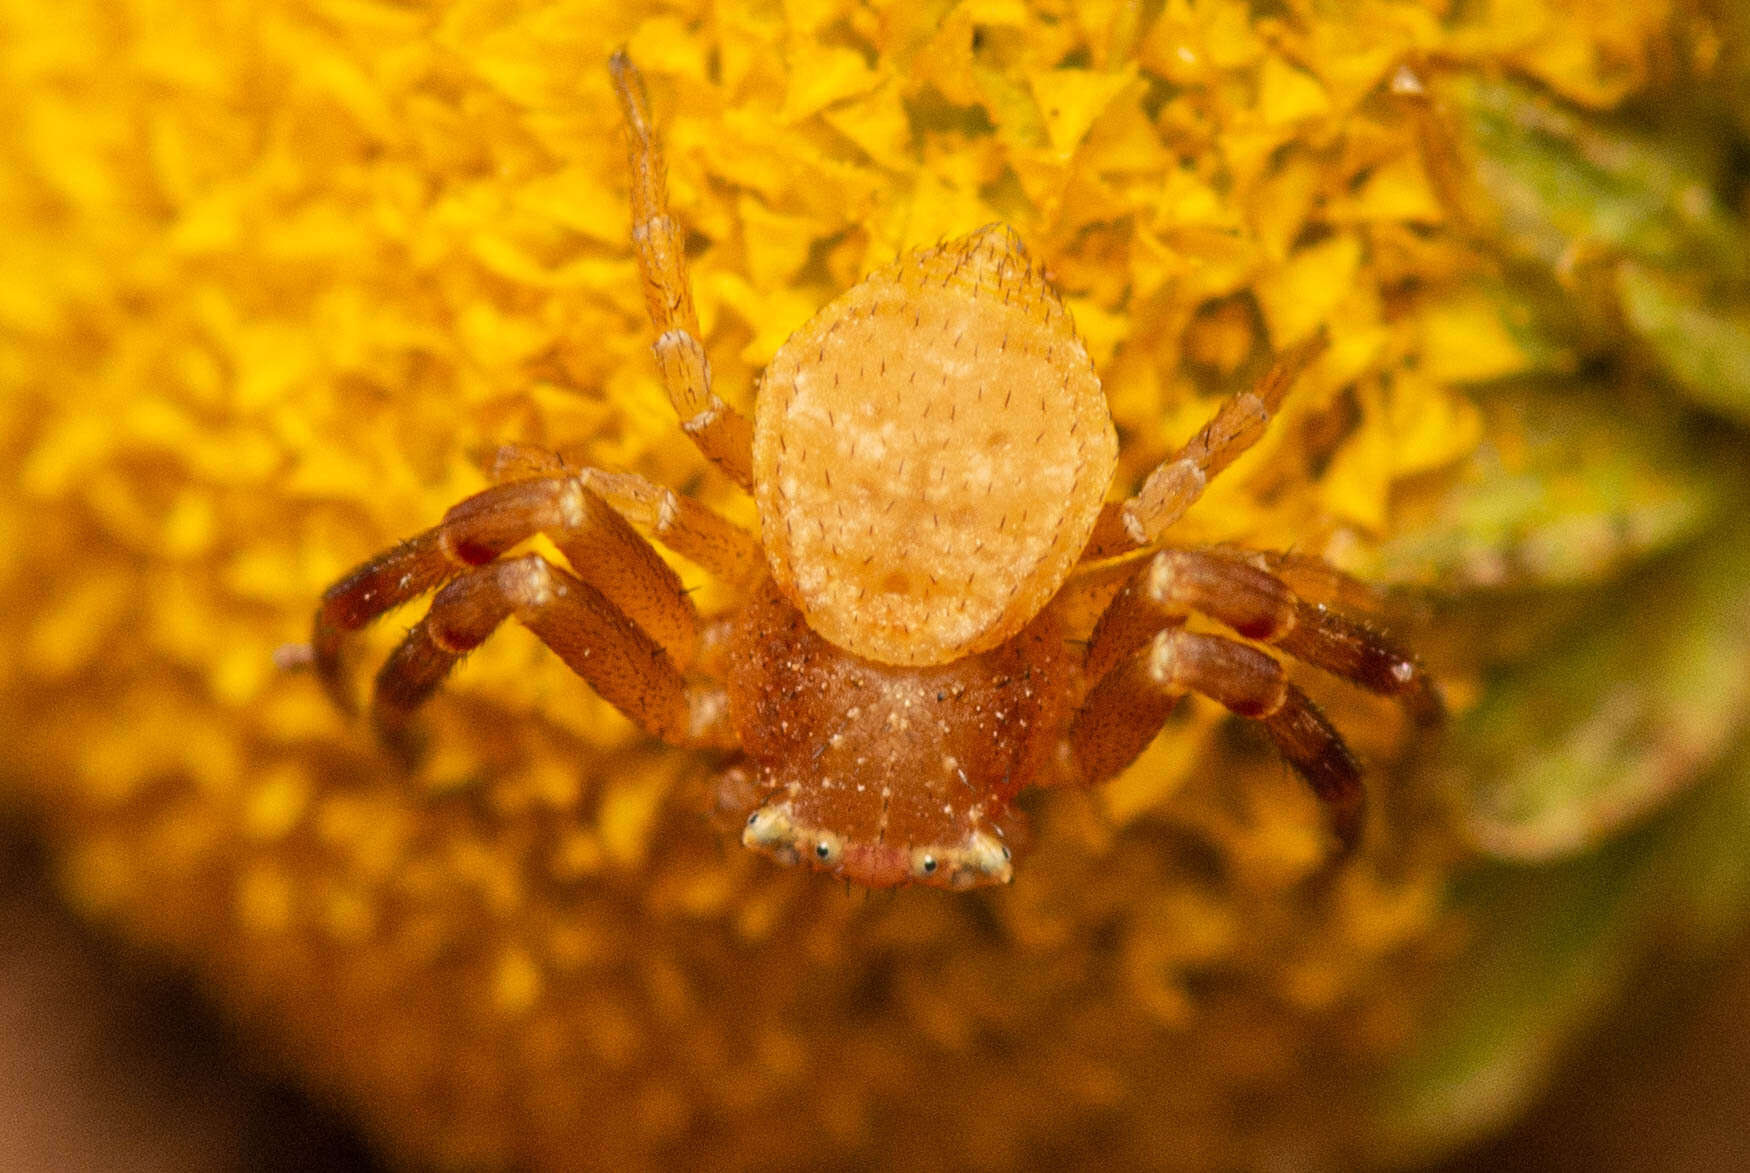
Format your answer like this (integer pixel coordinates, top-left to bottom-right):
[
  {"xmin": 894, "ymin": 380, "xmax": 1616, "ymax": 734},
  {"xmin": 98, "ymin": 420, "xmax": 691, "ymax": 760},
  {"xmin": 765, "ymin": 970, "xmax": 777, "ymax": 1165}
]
[
  {"xmin": 2, "ymin": 806, "xmax": 1745, "ymax": 1173},
  {"xmin": 1441, "ymin": 938, "xmax": 1750, "ymax": 1173},
  {"xmin": 0, "ymin": 819, "xmax": 377, "ymax": 1173}
]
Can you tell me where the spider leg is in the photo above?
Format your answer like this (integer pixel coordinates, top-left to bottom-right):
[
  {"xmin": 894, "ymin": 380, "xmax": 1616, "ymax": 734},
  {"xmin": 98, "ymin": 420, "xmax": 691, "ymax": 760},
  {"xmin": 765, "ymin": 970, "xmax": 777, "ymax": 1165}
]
[
  {"xmin": 609, "ymin": 52, "xmax": 754, "ymax": 490},
  {"xmin": 1391, "ymin": 60, "xmax": 1484, "ymax": 236},
  {"xmin": 1241, "ymin": 548, "xmax": 1403, "ymax": 624},
  {"xmin": 314, "ymin": 475, "xmax": 702, "ymax": 712},
  {"xmin": 481, "ymin": 441, "xmax": 566, "ymax": 482},
  {"xmin": 477, "ymin": 444, "xmax": 764, "ymax": 586},
  {"xmin": 1083, "ymin": 548, "xmax": 1442, "ymax": 725},
  {"xmin": 371, "ymin": 554, "xmax": 702, "ymax": 752},
  {"xmin": 575, "ymin": 468, "xmax": 766, "ymax": 589},
  {"xmin": 1070, "ymin": 628, "xmax": 1365, "ymax": 851},
  {"xmin": 1084, "ymin": 330, "xmax": 1329, "ymax": 557}
]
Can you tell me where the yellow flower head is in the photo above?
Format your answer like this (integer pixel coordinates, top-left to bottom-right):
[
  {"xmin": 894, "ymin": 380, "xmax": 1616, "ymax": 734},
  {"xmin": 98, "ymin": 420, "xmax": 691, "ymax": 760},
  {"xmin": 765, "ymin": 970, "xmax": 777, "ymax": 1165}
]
[{"xmin": 0, "ymin": 0, "xmax": 1709, "ymax": 1167}]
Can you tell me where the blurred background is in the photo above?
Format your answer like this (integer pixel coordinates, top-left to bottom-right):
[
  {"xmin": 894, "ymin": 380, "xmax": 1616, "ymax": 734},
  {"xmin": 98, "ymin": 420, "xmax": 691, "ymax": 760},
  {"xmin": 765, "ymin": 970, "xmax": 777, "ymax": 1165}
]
[{"xmin": 2, "ymin": 825, "xmax": 1747, "ymax": 1171}]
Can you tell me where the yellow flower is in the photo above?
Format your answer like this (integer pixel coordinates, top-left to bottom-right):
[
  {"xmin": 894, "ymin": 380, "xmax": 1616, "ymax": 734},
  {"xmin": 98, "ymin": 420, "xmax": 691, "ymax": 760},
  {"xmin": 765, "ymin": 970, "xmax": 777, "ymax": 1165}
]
[{"xmin": 0, "ymin": 0, "xmax": 1701, "ymax": 1167}]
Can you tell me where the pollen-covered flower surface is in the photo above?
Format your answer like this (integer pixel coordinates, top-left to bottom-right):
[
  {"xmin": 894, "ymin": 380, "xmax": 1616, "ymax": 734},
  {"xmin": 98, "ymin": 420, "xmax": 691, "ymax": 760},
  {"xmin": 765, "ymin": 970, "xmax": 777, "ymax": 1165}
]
[{"xmin": 3, "ymin": 1, "xmax": 1748, "ymax": 1169}]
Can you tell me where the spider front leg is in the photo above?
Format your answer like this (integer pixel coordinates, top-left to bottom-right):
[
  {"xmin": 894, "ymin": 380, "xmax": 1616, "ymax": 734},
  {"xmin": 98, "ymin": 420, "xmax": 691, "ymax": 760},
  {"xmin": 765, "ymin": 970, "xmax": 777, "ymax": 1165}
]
[
  {"xmin": 609, "ymin": 52, "xmax": 754, "ymax": 489},
  {"xmin": 370, "ymin": 554, "xmax": 704, "ymax": 753},
  {"xmin": 315, "ymin": 474, "xmax": 711, "ymax": 712},
  {"xmin": 574, "ymin": 468, "xmax": 766, "ymax": 590},
  {"xmin": 1071, "ymin": 628, "xmax": 1366, "ymax": 852},
  {"xmin": 1069, "ymin": 547, "xmax": 1441, "ymax": 851},
  {"xmin": 1082, "ymin": 548, "xmax": 1442, "ymax": 725},
  {"xmin": 480, "ymin": 445, "xmax": 766, "ymax": 588}
]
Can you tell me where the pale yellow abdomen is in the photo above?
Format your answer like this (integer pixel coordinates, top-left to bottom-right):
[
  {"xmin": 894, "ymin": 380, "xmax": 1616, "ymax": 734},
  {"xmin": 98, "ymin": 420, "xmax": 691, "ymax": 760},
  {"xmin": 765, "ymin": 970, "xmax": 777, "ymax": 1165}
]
[{"xmin": 754, "ymin": 226, "xmax": 1118, "ymax": 666}]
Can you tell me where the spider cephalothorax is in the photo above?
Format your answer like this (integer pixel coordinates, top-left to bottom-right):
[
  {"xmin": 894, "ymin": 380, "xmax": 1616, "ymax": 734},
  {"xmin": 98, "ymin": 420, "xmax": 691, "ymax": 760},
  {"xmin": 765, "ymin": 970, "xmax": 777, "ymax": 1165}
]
[{"xmin": 312, "ymin": 53, "xmax": 1439, "ymax": 891}]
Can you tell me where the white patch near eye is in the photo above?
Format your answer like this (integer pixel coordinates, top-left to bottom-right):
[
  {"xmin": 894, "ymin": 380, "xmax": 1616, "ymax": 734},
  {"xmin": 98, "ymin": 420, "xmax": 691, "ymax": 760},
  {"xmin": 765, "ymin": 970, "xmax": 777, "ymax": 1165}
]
[
  {"xmin": 909, "ymin": 827, "xmax": 1014, "ymax": 887},
  {"xmin": 743, "ymin": 803, "xmax": 800, "ymax": 864},
  {"xmin": 962, "ymin": 829, "xmax": 1011, "ymax": 883}
]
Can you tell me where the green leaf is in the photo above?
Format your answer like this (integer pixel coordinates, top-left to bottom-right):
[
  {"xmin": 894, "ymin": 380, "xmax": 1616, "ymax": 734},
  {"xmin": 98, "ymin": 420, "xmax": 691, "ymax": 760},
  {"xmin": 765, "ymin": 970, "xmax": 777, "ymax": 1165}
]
[
  {"xmin": 1365, "ymin": 840, "xmax": 1652, "ymax": 1165},
  {"xmin": 1617, "ymin": 262, "xmax": 1750, "ymax": 424},
  {"xmin": 1457, "ymin": 510, "xmax": 1750, "ymax": 860},
  {"xmin": 1372, "ymin": 381, "xmax": 1720, "ymax": 590},
  {"xmin": 1459, "ymin": 77, "xmax": 1745, "ymax": 279},
  {"xmin": 1456, "ymin": 76, "xmax": 1750, "ymax": 419},
  {"xmin": 1645, "ymin": 735, "xmax": 1750, "ymax": 953},
  {"xmin": 1368, "ymin": 737, "xmax": 1750, "ymax": 1163}
]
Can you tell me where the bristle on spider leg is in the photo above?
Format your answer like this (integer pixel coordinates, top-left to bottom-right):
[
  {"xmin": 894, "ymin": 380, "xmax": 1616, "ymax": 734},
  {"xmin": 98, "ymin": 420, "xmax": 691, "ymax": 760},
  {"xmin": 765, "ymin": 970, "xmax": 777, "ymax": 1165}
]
[
  {"xmin": 1261, "ymin": 684, "xmax": 1366, "ymax": 855},
  {"xmin": 312, "ymin": 529, "xmax": 454, "ymax": 714},
  {"xmin": 1275, "ymin": 604, "xmax": 1445, "ymax": 727},
  {"xmin": 368, "ymin": 566, "xmax": 517, "ymax": 760}
]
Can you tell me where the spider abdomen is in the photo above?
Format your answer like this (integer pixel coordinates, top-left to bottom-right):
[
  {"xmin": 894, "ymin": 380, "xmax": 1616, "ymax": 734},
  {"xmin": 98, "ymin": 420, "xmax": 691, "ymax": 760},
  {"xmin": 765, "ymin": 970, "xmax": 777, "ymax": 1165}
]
[
  {"xmin": 754, "ymin": 225, "xmax": 1118, "ymax": 668},
  {"xmin": 727, "ymin": 580, "xmax": 1071, "ymax": 888}
]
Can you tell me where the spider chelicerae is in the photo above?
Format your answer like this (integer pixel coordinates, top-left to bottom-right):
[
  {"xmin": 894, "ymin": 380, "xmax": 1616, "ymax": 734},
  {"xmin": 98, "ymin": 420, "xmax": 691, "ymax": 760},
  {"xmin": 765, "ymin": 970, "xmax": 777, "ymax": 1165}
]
[{"xmin": 313, "ymin": 53, "xmax": 1440, "ymax": 890}]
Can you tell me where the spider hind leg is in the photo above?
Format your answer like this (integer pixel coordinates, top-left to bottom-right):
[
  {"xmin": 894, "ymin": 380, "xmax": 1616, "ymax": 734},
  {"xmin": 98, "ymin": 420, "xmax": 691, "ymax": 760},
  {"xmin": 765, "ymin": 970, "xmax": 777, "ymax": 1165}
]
[{"xmin": 1094, "ymin": 330, "xmax": 1328, "ymax": 554}]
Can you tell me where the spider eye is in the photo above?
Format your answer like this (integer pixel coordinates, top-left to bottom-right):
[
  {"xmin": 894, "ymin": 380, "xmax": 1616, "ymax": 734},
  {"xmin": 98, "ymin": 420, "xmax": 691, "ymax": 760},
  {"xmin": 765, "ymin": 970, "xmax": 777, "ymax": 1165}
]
[
  {"xmin": 809, "ymin": 833, "xmax": 843, "ymax": 865},
  {"xmin": 921, "ymin": 855, "xmax": 937, "ymax": 874}
]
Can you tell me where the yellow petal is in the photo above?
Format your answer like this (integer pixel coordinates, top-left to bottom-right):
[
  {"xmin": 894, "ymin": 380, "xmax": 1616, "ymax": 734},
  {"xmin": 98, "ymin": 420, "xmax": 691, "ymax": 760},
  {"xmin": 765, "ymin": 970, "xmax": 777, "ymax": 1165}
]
[
  {"xmin": 781, "ymin": 44, "xmax": 882, "ymax": 122},
  {"xmin": 1258, "ymin": 55, "xmax": 1332, "ymax": 126},
  {"xmin": 821, "ymin": 79, "xmax": 914, "ymax": 171},
  {"xmin": 1420, "ymin": 291, "xmax": 1537, "ymax": 384},
  {"xmin": 1385, "ymin": 370, "xmax": 1487, "ymax": 477},
  {"xmin": 1027, "ymin": 66, "xmax": 1135, "ymax": 158},
  {"xmin": 1253, "ymin": 233, "xmax": 1364, "ymax": 345}
]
